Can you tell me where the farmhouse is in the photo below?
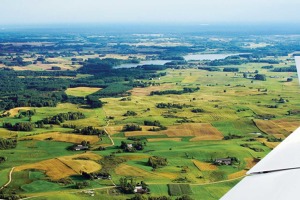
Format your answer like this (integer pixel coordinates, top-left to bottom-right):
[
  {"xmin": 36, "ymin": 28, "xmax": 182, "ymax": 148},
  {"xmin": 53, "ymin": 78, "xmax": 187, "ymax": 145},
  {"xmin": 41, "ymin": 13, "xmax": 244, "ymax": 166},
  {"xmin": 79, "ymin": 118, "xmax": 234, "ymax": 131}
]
[
  {"xmin": 134, "ymin": 186, "xmax": 148, "ymax": 194},
  {"xmin": 73, "ymin": 145, "xmax": 89, "ymax": 151},
  {"xmin": 95, "ymin": 174, "xmax": 111, "ymax": 180},
  {"xmin": 215, "ymin": 158, "xmax": 232, "ymax": 165}
]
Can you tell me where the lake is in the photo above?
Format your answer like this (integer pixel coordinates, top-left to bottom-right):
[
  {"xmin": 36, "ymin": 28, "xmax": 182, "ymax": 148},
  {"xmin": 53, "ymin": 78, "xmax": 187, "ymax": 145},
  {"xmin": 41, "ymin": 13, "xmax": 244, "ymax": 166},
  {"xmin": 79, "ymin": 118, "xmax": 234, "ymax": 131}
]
[
  {"xmin": 114, "ymin": 53, "xmax": 237, "ymax": 68},
  {"xmin": 183, "ymin": 53, "xmax": 236, "ymax": 61},
  {"xmin": 114, "ymin": 60, "xmax": 171, "ymax": 69}
]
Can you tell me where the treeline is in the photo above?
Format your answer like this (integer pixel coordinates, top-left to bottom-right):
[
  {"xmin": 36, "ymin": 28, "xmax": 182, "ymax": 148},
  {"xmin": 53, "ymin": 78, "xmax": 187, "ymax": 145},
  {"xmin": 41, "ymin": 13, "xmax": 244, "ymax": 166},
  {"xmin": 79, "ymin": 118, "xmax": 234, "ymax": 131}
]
[
  {"xmin": 36, "ymin": 112, "xmax": 85, "ymax": 126},
  {"xmin": 122, "ymin": 124, "xmax": 142, "ymax": 131},
  {"xmin": 120, "ymin": 141, "xmax": 144, "ymax": 152},
  {"xmin": 0, "ymin": 69, "xmax": 71, "ymax": 111},
  {"xmin": 148, "ymin": 156, "xmax": 168, "ymax": 169},
  {"xmin": 0, "ymin": 138, "xmax": 17, "ymax": 149},
  {"xmin": 3, "ymin": 122, "xmax": 34, "ymax": 131},
  {"xmin": 150, "ymin": 87, "xmax": 199, "ymax": 96},
  {"xmin": 92, "ymin": 83, "xmax": 132, "ymax": 98},
  {"xmin": 78, "ymin": 58, "xmax": 122, "ymax": 74},
  {"xmin": 144, "ymin": 120, "xmax": 167, "ymax": 131},
  {"xmin": 206, "ymin": 58, "xmax": 247, "ymax": 66},
  {"xmin": 73, "ymin": 126, "xmax": 106, "ymax": 135},
  {"xmin": 223, "ymin": 67, "xmax": 239, "ymax": 72},
  {"xmin": 156, "ymin": 103, "xmax": 192, "ymax": 109},
  {"xmin": 77, "ymin": 58, "xmax": 140, "ymax": 74},
  {"xmin": 272, "ymin": 65, "xmax": 297, "ymax": 72},
  {"xmin": 0, "ymin": 57, "xmax": 172, "ymax": 111},
  {"xmin": 0, "ymin": 56, "xmax": 32, "ymax": 66},
  {"xmin": 198, "ymin": 67, "xmax": 221, "ymax": 71}
]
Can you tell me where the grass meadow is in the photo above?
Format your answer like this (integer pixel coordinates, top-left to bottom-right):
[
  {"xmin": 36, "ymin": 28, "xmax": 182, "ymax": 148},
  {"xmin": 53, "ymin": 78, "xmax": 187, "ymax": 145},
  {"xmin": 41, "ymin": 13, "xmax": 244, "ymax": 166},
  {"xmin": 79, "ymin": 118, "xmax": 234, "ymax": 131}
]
[{"xmin": 0, "ymin": 56, "xmax": 299, "ymax": 199}]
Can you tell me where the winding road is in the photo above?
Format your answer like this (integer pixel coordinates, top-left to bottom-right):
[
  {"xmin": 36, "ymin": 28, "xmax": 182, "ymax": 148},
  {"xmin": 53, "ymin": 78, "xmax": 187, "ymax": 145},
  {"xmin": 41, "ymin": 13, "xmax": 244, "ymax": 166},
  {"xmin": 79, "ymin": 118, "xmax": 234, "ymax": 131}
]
[{"xmin": 0, "ymin": 167, "xmax": 15, "ymax": 190}]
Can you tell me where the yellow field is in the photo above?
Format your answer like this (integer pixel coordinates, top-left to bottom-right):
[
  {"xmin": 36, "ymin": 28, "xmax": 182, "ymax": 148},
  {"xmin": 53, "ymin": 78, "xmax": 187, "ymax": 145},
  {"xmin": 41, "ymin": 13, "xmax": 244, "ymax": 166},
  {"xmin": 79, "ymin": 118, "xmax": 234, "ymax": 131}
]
[
  {"xmin": 147, "ymin": 138, "xmax": 182, "ymax": 142},
  {"xmin": 245, "ymin": 157, "xmax": 259, "ymax": 169},
  {"xmin": 181, "ymin": 76, "xmax": 199, "ymax": 83},
  {"xmin": 228, "ymin": 170, "xmax": 247, "ymax": 179},
  {"xmin": 24, "ymin": 132, "xmax": 100, "ymax": 144},
  {"xmin": 115, "ymin": 164, "xmax": 154, "ymax": 177},
  {"xmin": 273, "ymin": 119, "xmax": 300, "ymax": 133},
  {"xmin": 65, "ymin": 87, "xmax": 101, "ymax": 97},
  {"xmin": 192, "ymin": 160, "xmax": 218, "ymax": 171},
  {"xmin": 125, "ymin": 131, "xmax": 163, "ymax": 137},
  {"xmin": 129, "ymin": 84, "xmax": 175, "ymax": 96},
  {"xmin": 15, "ymin": 159, "xmax": 77, "ymax": 180},
  {"xmin": 58, "ymin": 155, "xmax": 101, "ymax": 174},
  {"xmin": 124, "ymin": 126, "xmax": 164, "ymax": 137},
  {"xmin": 105, "ymin": 126, "xmax": 123, "ymax": 135},
  {"xmin": 15, "ymin": 153, "xmax": 101, "ymax": 180},
  {"xmin": 272, "ymin": 134, "xmax": 286, "ymax": 139},
  {"xmin": 256, "ymin": 138, "xmax": 280, "ymax": 149},
  {"xmin": 5, "ymin": 107, "xmax": 31, "ymax": 116},
  {"xmin": 115, "ymin": 164, "xmax": 177, "ymax": 179},
  {"xmin": 161, "ymin": 123, "xmax": 223, "ymax": 140},
  {"xmin": 117, "ymin": 155, "xmax": 150, "ymax": 161},
  {"xmin": 254, "ymin": 119, "xmax": 299, "ymax": 136},
  {"xmin": 190, "ymin": 135, "xmax": 224, "ymax": 141}
]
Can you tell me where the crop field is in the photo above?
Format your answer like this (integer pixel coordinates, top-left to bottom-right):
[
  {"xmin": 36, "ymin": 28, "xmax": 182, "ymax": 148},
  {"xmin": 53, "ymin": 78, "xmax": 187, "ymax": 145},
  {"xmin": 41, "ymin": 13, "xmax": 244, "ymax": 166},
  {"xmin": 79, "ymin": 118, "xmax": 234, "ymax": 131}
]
[
  {"xmin": 161, "ymin": 123, "xmax": 223, "ymax": 140},
  {"xmin": 193, "ymin": 160, "xmax": 218, "ymax": 171},
  {"xmin": 15, "ymin": 158, "xmax": 77, "ymax": 180},
  {"xmin": 115, "ymin": 163, "xmax": 156, "ymax": 178},
  {"xmin": 1, "ymin": 31, "xmax": 300, "ymax": 200},
  {"xmin": 23, "ymin": 132, "xmax": 100, "ymax": 144},
  {"xmin": 256, "ymin": 138, "xmax": 280, "ymax": 149},
  {"xmin": 254, "ymin": 119, "xmax": 299, "ymax": 136},
  {"xmin": 65, "ymin": 87, "xmax": 102, "ymax": 97},
  {"xmin": 4, "ymin": 107, "xmax": 32, "ymax": 116},
  {"xmin": 168, "ymin": 184, "xmax": 193, "ymax": 196},
  {"xmin": 124, "ymin": 131, "xmax": 164, "ymax": 137},
  {"xmin": 129, "ymin": 84, "xmax": 176, "ymax": 96},
  {"xmin": 147, "ymin": 138, "xmax": 182, "ymax": 142},
  {"xmin": 15, "ymin": 153, "xmax": 101, "ymax": 180},
  {"xmin": 104, "ymin": 126, "xmax": 123, "ymax": 135},
  {"xmin": 227, "ymin": 170, "xmax": 247, "ymax": 179},
  {"xmin": 57, "ymin": 155, "xmax": 101, "ymax": 174}
]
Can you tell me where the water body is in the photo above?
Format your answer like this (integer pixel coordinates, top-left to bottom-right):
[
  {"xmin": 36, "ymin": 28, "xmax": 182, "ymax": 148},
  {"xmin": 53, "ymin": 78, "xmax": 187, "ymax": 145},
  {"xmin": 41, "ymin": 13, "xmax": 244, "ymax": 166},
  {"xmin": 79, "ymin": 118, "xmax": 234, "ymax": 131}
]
[
  {"xmin": 183, "ymin": 53, "xmax": 236, "ymax": 61},
  {"xmin": 115, "ymin": 53, "xmax": 236, "ymax": 68},
  {"xmin": 114, "ymin": 60, "xmax": 171, "ymax": 69}
]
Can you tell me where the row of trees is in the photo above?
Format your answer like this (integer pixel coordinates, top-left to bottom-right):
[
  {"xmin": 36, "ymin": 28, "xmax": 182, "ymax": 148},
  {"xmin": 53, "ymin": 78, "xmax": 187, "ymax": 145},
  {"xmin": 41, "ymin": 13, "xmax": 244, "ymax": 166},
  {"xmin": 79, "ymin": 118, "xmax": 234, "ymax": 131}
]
[
  {"xmin": 150, "ymin": 87, "xmax": 200, "ymax": 96},
  {"xmin": 3, "ymin": 122, "xmax": 34, "ymax": 131},
  {"xmin": 156, "ymin": 103, "xmax": 191, "ymax": 109},
  {"xmin": 36, "ymin": 112, "xmax": 85, "ymax": 125},
  {"xmin": 0, "ymin": 138, "xmax": 17, "ymax": 149},
  {"xmin": 73, "ymin": 126, "xmax": 106, "ymax": 135}
]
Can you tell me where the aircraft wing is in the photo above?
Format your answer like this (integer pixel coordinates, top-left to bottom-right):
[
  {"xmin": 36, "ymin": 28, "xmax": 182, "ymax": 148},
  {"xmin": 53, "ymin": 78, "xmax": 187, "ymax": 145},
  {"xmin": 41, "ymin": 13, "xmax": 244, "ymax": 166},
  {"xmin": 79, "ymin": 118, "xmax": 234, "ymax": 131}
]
[{"xmin": 221, "ymin": 127, "xmax": 300, "ymax": 200}]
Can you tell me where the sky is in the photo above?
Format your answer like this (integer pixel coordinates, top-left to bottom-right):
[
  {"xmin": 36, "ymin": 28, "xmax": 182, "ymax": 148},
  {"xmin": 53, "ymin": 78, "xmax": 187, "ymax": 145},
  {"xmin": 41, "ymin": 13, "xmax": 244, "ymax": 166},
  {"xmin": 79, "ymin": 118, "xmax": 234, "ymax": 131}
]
[{"xmin": 1, "ymin": 0, "xmax": 300, "ymax": 25}]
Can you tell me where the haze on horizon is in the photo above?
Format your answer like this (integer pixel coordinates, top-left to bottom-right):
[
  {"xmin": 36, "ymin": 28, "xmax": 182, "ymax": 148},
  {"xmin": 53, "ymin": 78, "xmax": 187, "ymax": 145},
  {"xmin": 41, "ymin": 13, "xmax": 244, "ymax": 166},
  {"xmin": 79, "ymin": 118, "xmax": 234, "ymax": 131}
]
[{"xmin": 1, "ymin": 0, "xmax": 300, "ymax": 26}]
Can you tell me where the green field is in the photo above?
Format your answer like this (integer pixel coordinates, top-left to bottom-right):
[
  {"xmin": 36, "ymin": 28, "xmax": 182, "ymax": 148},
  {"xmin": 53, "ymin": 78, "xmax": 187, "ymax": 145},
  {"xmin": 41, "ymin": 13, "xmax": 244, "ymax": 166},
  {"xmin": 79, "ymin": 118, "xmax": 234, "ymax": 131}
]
[{"xmin": 0, "ymin": 53, "xmax": 299, "ymax": 200}]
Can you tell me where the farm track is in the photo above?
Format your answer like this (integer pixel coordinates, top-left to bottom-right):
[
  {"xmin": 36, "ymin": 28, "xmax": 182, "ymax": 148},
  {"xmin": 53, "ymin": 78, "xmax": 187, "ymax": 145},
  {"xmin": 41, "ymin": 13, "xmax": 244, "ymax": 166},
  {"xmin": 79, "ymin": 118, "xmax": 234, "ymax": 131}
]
[
  {"xmin": 20, "ymin": 175, "xmax": 245, "ymax": 199},
  {"xmin": 20, "ymin": 185, "xmax": 118, "ymax": 200},
  {"xmin": 102, "ymin": 108, "xmax": 115, "ymax": 147},
  {"xmin": 0, "ymin": 167, "xmax": 15, "ymax": 190},
  {"xmin": 147, "ymin": 175, "xmax": 246, "ymax": 186}
]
